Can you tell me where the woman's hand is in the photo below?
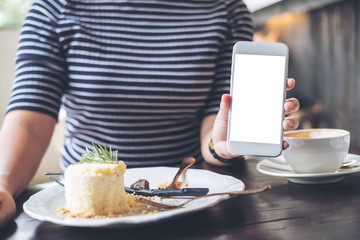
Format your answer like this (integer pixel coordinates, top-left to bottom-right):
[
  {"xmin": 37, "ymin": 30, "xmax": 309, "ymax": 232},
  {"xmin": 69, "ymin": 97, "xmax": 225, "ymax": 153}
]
[
  {"xmin": 282, "ymin": 78, "xmax": 300, "ymax": 148},
  {"xmin": 0, "ymin": 189, "xmax": 16, "ymax": 229},
  {"xmin": 210, "ymin": 78, "xmax": 300, "ymax": 161}
]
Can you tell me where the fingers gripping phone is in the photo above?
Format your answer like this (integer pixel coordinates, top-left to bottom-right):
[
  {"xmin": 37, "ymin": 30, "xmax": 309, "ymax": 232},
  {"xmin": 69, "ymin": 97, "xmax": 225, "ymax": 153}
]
[{"xmin": 227, "ymin": 41, "xmax": 289, "ymax": 157}]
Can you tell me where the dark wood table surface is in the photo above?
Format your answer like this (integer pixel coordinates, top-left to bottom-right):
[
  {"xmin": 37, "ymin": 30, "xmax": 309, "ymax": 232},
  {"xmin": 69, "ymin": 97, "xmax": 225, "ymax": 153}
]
[{"xmin": 2, "ymin": 152, "xmax": 360, "ymax": 240}]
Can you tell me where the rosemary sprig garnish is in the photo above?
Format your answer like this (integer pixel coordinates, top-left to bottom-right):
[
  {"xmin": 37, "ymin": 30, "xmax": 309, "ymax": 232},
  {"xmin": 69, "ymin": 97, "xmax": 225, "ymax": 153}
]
[{"xmin": 76, "ymin": 143, "xmax": 119, "ymax": 164}]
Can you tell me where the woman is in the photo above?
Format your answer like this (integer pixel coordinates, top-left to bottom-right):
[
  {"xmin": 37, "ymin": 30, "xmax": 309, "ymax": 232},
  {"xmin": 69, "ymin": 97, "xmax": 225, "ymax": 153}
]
[{"xmin": 0, "ymin": 0, "xmax": 299, "ymax": 227}]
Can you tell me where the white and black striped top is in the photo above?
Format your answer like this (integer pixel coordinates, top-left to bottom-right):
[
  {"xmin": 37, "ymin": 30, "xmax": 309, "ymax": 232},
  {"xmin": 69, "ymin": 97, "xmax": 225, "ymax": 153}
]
[{"xmin": 7, "ymin": 0, "xmax": 253, "ymax": 168}]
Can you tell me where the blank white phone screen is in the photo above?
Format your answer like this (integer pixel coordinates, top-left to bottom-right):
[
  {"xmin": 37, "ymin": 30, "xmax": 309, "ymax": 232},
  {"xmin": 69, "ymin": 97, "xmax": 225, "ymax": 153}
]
[{"xmin": 229, "ymin": 54, "xmax": 286, "ymax": 144}]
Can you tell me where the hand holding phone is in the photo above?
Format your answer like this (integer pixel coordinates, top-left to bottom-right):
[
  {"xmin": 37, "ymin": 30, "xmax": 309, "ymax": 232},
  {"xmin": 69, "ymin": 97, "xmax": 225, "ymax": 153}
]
[{"xmin": 227, "ymin": 41, "xmax": 289, "ymax": 157}]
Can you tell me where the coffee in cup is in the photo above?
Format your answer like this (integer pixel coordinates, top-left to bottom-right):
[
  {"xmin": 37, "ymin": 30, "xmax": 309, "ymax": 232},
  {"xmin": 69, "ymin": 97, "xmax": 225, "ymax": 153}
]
[{"xmin": 283, "ymin": 128, "xmax": 350, "ymax": 173}]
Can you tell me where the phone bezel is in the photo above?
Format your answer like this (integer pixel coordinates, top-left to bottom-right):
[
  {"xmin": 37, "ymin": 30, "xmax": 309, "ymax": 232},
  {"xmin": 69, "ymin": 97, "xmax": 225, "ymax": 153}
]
[{"xmin": 226, "ymin": 41, "xmax": 289, "ymax": 157}]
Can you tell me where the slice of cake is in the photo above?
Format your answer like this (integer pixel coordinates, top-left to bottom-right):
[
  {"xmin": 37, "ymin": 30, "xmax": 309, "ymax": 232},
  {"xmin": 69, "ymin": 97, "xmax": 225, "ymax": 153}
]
[
  {"xmin": 64, "ymin": 161, "xmax": 128, "ymax": 217},
  {"xmin": 61, "ymin": 144, "xmax": 136, "ymax": 217}
]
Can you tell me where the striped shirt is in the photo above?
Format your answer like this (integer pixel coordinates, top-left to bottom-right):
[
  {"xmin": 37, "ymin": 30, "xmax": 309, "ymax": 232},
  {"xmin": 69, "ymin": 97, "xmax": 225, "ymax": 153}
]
[{"xmin": 7, "ymin": 0, "xmax": 253, "ymax": 168}]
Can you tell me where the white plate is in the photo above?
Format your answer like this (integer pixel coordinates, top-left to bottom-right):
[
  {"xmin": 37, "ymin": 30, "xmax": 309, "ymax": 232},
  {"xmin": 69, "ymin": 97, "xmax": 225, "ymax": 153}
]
[
  {"xmin": 256, "ymin": 154, "xmax": 360, "ymax": 184},
  {"xmin": 23, "ymin": 167, "xmax": 244, "ymax": 228}
]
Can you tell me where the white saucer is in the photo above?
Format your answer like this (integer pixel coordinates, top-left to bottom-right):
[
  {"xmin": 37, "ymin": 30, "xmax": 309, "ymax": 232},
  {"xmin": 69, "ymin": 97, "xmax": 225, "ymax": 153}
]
[{"xmin": 256, "ymin": 154, "xmax": 360, "ymax": 184}]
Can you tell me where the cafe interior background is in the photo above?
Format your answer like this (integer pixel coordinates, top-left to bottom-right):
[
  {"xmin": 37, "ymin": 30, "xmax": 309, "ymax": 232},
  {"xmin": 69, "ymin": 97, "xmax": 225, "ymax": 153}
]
[{"xmin": 0, "ymin": 0, "xmax": 359, "ymax": 184}]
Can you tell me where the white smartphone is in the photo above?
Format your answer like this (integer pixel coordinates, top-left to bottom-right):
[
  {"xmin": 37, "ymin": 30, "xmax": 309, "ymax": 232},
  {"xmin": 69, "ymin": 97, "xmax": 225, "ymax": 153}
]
[{"xmin": 227, "ymin": 41, "xmax": 289, "ymax": 157}]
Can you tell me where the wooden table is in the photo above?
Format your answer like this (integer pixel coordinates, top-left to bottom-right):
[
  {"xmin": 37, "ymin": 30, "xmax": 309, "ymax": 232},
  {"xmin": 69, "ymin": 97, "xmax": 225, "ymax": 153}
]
[{"xmin": 2, "ymin": 156, "xmax": 360, "ymax": 240}]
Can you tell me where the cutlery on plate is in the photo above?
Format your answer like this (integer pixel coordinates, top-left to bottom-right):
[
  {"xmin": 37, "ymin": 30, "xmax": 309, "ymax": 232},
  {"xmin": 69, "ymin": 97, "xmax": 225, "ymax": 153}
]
[
  {"xmin": 165, "ymin": 157, "xmax": 195, "ymax": 189},
  {"xmin": 44, "ymin": 172, "xmax": 209, "ymax": 197},
  {"xmin": 124, "ymin": 187, "xmax": 208, "ymax": 197},
  {"xmin": 136, "ymin": 185, "xmax": 271, "ymax": 210}
]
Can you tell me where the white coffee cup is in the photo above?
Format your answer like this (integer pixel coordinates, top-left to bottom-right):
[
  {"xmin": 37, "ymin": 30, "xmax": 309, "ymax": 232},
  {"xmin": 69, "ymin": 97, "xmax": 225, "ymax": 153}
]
[{"xmin": 283, "ymin": 128, "xmax": 350, "ymax": 173}]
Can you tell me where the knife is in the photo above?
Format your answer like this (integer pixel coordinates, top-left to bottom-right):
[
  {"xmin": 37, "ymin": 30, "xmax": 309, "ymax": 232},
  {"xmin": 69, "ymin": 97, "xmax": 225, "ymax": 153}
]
[
  {"xmin": 124, "ymin": 187, "xmax": 209, "ymax": 197},
  {"xmin": 44, "ymin": 172, "xmax": 209, "ymax": 197}
]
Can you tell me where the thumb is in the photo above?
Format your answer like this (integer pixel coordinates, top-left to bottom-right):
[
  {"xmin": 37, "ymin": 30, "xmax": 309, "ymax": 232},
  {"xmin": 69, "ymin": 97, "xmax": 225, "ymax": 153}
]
[
  {"xmin": 212, "ymin": 94, "xmax": 232, "ymax": 144},
  {"xmin": 217, "ymin": 94, "xmax": 231, "ymax": 123}
]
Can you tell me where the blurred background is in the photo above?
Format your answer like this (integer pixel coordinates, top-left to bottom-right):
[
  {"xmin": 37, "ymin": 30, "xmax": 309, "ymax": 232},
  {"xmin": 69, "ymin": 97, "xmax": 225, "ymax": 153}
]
[{"xmin": 0, "ymin": 0, "xmax": 359, "ymax": 183}]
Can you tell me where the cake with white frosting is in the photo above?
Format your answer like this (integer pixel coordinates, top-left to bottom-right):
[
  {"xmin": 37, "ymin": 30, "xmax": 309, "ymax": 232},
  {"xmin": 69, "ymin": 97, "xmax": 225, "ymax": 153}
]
[{"xmin": 64, "ymin": 161, "xmax": 128, "ymax": 217}]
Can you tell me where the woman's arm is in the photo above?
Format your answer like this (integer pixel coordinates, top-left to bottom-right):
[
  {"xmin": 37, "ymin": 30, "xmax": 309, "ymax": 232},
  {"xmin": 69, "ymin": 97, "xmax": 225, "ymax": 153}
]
[
  {"xmin": 0, "ymin": 110, "xmax": 56, "ymax": 227},
  {"xmin": 201, "ymin": 95, "xmax": 244, "ymax": 166}
]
